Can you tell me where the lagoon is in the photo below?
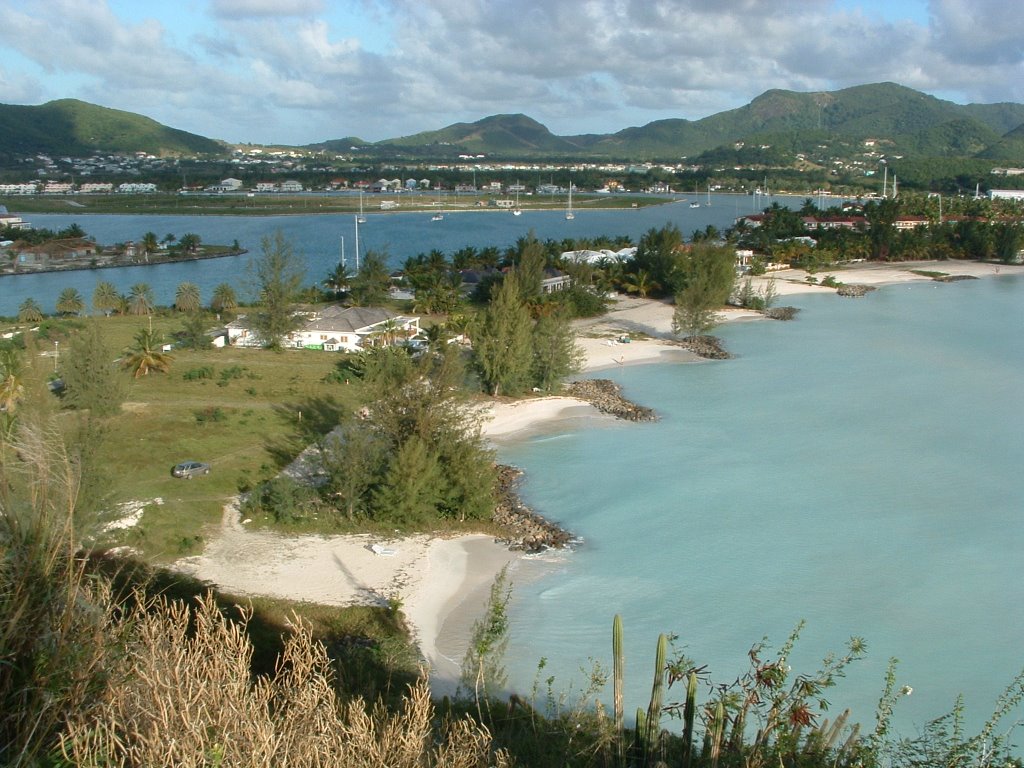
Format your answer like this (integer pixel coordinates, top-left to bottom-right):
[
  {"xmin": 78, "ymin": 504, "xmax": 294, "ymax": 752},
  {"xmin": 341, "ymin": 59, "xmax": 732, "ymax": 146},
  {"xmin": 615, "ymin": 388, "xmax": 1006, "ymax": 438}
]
[{"xmin": 1, "ymin": 194, "xmax": 797, "ymax": 317}]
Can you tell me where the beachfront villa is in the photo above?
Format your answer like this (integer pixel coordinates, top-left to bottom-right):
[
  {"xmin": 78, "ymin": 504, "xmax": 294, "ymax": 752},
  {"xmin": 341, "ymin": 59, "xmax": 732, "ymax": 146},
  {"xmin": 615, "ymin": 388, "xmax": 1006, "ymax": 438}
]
[{"xmin": 226, "ymin": 305, "xmax": 419, "ymax": 351}]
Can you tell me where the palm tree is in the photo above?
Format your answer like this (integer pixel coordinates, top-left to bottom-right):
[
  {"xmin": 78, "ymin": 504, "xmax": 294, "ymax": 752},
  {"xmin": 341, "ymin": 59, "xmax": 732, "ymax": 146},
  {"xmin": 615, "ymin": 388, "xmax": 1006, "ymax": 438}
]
[
  {"xmin": 55, "ymin": 287, "xmax": 85, "ymax": 316},
  {"xmin": 127, "ymin": 283, "xmax": 155, "ymax": 316},
  {"xmin": 178, "ymin": 233, "xmax": 201, "ymax": 255},
  {"xmin": 18, "ymin": 298, "xmax": 43, "ymax": 323},
  {"xmin": 0, "ymin": 346, "xmax": 25, "ymax": 415},
  {"xmin": 622, "ymin": 269, "xmax": 658, "ymax": 298},
  {"xmin": 122, "ymin": 326, "xmax": 172, "ymax": 378},
  {"xmin": 174, "ymin": 282, "xmax": 201, "ymax": 313},
  {"xmin": 92, "ymin": 281, "xmax": 120, "ymax": 316},
  {"xmin": 210, "ymin": 283, "xmax": 238, "ymax": 314},
  {"xmin": 141, "ymin": 231, "xmax": 159, "ymax": 257}
]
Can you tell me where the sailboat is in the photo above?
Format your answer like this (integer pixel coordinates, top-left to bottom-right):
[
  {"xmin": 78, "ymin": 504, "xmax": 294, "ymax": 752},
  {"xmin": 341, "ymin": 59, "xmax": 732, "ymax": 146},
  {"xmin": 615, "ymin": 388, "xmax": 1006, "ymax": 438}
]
[
  {"xmin": 431, "ymin": 186, "xmax": 444, "ymax": 220},
  {"xmin": 356, "ymin": 191, "xmax": 367, "ymax": 224},
  {"xmin": 565, "ymin": 179, "xmax": 575, "ymax": 220},
  {"xmin": 513, "ymin": 182, "xmax": 522, "ymax": 216},
  {"xmin": 706, "ymin": 183, "xmax": 712, "ymax": 207},
  {"xmin": 690, "ymin": 182, "xmax": 701, "ymax": 207},
  {"xmin": 353, "ymin": 215, "xmax": 362, "ymax": 272}
]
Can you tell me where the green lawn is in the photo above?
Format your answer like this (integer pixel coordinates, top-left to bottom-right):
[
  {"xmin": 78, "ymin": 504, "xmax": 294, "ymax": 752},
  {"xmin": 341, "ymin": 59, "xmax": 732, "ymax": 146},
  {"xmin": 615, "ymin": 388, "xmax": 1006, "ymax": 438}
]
[
  {"xmin": 18, "ymin": 314, "xmax": 364, "ymax": 560},
  {"xmin": 1, "ymin": 192, "xmax": 670, "ymax": 217}
]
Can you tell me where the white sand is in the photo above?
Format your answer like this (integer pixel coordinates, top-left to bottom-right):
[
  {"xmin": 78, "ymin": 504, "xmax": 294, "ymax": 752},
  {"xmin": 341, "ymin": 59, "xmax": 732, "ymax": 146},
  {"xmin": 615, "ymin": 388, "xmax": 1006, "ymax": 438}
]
[
  {"xmin": 175, "ymin": 502, "xmax": 519, "ymax": 689},
  {"xmin": 174, "ymin": 259, "xmax": 1022, "ymax": 691}
]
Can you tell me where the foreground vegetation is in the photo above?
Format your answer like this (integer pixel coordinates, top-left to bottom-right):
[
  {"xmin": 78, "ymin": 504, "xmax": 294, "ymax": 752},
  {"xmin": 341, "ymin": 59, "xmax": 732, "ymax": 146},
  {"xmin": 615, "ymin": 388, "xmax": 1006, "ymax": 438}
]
[{"xmin": 2, "ymin": 433, "xmax": 1022, "ymax": 766}]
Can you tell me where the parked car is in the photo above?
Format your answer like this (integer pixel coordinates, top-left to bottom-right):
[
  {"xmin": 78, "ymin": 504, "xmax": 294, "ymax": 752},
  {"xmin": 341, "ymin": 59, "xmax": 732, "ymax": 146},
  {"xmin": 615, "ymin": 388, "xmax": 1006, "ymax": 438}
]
[{"xmin": 172, "ymin": 461, "xmax": 210, "ymax": 479}]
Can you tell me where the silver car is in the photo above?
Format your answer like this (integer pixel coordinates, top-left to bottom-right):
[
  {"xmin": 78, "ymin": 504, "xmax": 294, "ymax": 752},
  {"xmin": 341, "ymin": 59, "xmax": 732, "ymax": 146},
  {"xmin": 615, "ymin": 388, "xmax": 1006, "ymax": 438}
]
[{"xmin": 172, "ymin": 461, "xmax": 210, "ymax": 479}]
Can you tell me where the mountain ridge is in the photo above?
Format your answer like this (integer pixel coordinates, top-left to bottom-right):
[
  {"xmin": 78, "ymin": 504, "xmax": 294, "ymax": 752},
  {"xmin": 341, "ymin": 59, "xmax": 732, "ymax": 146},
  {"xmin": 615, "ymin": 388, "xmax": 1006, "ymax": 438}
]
[{"xmin": 1, "ymin": 83, "xmax": 1023, "ymax": 164}]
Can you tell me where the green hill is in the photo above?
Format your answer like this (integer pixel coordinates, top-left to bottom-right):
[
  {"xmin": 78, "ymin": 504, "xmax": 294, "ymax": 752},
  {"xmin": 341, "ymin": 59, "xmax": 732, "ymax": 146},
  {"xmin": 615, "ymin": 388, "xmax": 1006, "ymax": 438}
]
[
  {"xmin": 0, "ymin": 99, "xmax": 224, "ymax": 157},
  {"xmin": 357, "ymin": 83, "xmax": 1024, "ymax": 161},
  {"xmin": 379, "ymin": 113, "xmax": 584, "ymax": 154},
  {"xmin": 977, "ymin": 123, "xmax": 1024, "ymax": 163}
]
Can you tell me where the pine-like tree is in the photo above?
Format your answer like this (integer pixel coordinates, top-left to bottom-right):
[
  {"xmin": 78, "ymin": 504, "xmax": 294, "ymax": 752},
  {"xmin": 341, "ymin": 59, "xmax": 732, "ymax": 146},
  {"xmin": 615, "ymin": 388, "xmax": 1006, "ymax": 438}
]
[{"xmin": 473, "ymin": 277, "xmax": 533, "ymax": 397}]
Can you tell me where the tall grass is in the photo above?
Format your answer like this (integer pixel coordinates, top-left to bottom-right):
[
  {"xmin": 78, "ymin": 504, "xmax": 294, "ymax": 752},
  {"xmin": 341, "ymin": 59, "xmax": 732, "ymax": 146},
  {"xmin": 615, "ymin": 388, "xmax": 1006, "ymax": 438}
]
[
  {"xmin": 0, "ymin": 420, "xmax": 112, "ymax": 767},
  {"xmin": 61, "ymin": 593, "xmax": 510, "ymax": 768}
]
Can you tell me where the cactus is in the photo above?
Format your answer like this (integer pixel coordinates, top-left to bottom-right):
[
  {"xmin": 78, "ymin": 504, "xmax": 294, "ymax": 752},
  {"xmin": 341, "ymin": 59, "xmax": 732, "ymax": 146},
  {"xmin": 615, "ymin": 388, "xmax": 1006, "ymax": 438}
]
[
  {"xmin": 613, "ymin": 614, "xmax": 625, "ymax": 768},
  {"xmin": 640, "ymin": 632, "xmax": 667, "ymax": 765},
  {"xmin": 681, "ymin": 671, "xmax": 698, "ymax": 767},
  {"xmin": 707, "ymin": 699, "xmax": 725, "ymax": 768}
]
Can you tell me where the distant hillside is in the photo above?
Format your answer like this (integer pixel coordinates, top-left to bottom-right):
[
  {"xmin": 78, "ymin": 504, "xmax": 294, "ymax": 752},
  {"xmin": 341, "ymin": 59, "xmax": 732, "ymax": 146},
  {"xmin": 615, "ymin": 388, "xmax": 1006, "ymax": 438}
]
[
  {"xmin": 379, "ymin": 113, "xmax": 585, "ymax": 154},
  {"xmin": 978, "ymin": 123, "xmax": 1024, "ymax": 163},
  {"xmin": 305, "ymin": 137, "xmax": 370, "ymax": 152},
  {"xmin": 348, "ymin": 83, "xmax": 1024, "ymax": 162},
  {"xmin": 0, "ymin": 99, "xmax": 224, "ymax": 157}
]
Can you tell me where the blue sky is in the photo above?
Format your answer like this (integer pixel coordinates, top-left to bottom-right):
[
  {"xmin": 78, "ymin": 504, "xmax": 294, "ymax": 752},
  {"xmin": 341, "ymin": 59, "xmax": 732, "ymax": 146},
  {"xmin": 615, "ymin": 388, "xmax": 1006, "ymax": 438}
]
[{"xmin": 0, "ymin": 0, "xmax": 1021, "ymax": 146}]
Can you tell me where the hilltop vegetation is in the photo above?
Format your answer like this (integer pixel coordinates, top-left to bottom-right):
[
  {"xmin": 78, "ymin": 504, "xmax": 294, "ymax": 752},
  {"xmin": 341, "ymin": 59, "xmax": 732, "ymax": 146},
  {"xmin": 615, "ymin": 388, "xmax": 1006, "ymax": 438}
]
[
  {"xmin": 2, "ymin": 83, "xmax": 1023, "ymax": 172},
  {"xmin": 0, "ymin": 98, "xmax": 224, "ymax": 160}
]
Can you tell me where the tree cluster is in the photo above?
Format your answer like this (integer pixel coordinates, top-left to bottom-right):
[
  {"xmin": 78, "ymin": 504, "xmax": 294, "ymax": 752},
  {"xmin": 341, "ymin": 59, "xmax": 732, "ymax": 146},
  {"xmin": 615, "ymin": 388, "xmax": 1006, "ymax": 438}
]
[{"xmin": 312, "ymin": 345, "xmax": 497, "ymax": 526}]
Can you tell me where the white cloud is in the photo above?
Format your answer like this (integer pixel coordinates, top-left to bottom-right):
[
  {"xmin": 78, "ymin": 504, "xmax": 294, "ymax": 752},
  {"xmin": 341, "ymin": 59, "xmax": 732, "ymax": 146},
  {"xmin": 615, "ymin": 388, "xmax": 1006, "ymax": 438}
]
[
  {"xmin": 209, "ymin": 0, "xmax": 324, "ymax": 19},
  {"xmin": 0, "ymin": 0, "xmax": 1021, "ymax": 145}
]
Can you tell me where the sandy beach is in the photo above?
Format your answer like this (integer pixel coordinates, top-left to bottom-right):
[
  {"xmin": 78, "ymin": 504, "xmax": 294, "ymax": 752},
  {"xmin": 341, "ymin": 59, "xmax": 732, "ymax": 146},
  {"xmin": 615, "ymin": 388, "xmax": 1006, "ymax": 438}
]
[{"xmin": 175, "ymin": 257, "xmax": 1022, "ymax": 691}]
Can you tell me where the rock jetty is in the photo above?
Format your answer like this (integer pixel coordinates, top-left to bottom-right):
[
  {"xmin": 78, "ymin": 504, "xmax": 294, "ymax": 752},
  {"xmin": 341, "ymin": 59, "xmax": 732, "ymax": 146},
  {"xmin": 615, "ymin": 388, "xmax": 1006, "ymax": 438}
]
[
  {"xmin": 564, "ymin": 379, "xmax": 657, "ymax": 422},
  {"xmin": 681, "ymin": 335, "xmax": 731, "ymax": 359},
  {"xmin": 836, "ymin": 284, "xmax": 877, "ymax": 297},
  {"xmin": 764, "ymin": 306, "xmax": 800, "ymax": 321},
  {"xmin": 493, "ymin": 464, "xmax": 573, "ymax": 552}
]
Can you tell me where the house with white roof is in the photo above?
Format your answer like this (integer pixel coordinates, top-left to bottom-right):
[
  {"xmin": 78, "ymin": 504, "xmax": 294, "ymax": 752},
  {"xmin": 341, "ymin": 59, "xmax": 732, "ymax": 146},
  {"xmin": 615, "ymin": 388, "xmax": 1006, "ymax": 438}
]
[{"xmin": 226, "ymin": 306, "xmax": 419, "ymax": 351}]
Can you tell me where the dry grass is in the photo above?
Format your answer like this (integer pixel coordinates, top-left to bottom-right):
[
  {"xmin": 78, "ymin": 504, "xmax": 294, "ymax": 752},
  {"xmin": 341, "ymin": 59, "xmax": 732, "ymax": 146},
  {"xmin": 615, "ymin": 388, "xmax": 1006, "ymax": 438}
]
[
  {"xmin": 0, "ymin": 421, "xmax": 113, "ymax": 767},
  {"xmin": 62, "ymin": 591, "xmax": 512, "ymax": 768}
]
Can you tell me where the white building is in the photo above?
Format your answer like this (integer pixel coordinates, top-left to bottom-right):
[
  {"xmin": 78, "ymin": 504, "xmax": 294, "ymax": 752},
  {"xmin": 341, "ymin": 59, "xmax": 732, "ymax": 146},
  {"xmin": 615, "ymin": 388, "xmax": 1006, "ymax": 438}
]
[
  {"xmin": 226, "ymin": 306, "xmax": 419, "ymax": 352},
  {"xmin": 989, "ymin": 189, "xmax": 1024, "ymax": 201},
  {"xmin": 118, "ymin": 183, "xmax": 157, "ymax": 193}
]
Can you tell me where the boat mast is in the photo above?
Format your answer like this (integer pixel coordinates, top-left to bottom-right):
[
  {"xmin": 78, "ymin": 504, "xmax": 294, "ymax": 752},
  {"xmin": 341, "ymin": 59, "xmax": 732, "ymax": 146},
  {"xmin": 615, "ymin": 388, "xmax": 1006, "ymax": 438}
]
[{"xmin": 354, "ymin": 215, "xmax": 361, "ymax": 272}]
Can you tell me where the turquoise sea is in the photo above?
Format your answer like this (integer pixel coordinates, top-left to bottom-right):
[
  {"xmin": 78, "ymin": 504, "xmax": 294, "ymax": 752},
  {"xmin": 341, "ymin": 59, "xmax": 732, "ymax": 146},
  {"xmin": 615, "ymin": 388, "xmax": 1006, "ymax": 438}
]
[{"xmin": 497, "ymin": 275, "xmax": 1024, "ymax": 739}]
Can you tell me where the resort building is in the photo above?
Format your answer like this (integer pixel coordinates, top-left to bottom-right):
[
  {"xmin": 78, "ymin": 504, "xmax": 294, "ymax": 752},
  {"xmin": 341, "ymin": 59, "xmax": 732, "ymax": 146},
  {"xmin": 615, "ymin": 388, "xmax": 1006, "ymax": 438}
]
[{"xmin": 226, "ymin": 306, "xmax": 419, "ymax": 352}]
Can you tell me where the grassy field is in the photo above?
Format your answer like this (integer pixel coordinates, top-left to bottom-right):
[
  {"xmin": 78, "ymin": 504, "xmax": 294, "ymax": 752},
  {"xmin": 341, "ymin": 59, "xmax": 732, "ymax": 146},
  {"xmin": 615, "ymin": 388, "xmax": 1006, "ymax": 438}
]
[
  {"xmin": 12, "ymin": 313, "xmax": 369, "ymax": 561},
  {"xmin": 1, "ymin": 191, "xmax": 670, "ymax": 217}
]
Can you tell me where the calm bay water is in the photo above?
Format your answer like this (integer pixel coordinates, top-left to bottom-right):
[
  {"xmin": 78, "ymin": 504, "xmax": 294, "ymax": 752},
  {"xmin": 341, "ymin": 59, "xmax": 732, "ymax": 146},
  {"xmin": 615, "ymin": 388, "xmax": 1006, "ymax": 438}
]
[
  {"xmin": 497, "ymin": 275, "xmax": 1024, "ymax": 738},
  {"xmin": 1, "ymin": 193, "xmax": 785, "ymax": 316}
]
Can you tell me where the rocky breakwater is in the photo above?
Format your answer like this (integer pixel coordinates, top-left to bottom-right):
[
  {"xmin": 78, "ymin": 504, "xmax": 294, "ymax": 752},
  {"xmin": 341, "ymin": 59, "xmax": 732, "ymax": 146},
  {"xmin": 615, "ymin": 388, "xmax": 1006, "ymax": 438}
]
[
  {"xmin": 565, "ymin": 379, "xmax": 658, "ymax": 421},
  {"xmin": 680, "ymin": 335, "xmax": 731, "ymax": 360},
  {"xmin": 493, "ymin": 464, "xmax": 573, "ymax": 553},
  {"xmin": 836, "ymin": 283, "xmax": 877, "ymax": 297}
]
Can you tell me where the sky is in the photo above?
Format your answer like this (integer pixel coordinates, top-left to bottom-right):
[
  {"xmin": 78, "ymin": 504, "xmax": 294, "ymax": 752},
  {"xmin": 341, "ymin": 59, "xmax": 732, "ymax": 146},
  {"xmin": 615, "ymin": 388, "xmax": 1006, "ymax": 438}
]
[{"xmin": 0, "ymin": 0, "xmax": 1022, "ymax": 147}]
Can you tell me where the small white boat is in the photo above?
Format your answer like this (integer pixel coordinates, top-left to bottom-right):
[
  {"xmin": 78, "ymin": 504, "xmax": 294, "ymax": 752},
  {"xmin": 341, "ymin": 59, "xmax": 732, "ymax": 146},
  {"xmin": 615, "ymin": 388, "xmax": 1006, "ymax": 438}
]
[
  {"xmin": 690, "ymin": 201, "xmax": 700, "ymax": 208},
  {"xmin": 431, "ymin": 213, "xmax": 444, "ymax": 221}
]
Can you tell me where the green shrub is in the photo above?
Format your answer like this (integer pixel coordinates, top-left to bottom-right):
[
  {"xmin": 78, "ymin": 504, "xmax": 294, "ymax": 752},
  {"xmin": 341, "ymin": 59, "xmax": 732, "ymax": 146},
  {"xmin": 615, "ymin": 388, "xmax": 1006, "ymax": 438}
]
[
  {"xmin": 182, "ymin": 365, "xmax": 214, "ymax": 381},
  {"xmin": 194, "ymin": 406, "xmax": 226, "ymax": 424}
]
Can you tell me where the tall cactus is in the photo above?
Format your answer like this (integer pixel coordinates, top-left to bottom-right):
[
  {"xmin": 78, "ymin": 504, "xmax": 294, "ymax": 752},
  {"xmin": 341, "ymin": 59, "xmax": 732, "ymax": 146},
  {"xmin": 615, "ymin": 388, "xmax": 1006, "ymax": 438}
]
[
  {"xmin": 681, "ymin": 670, "xmax": 698, "ymax": 768},
  {"xmin": 640, "ymin": 632, "xmax": 667, "ymax": 765},
  {"xmin": 705, "ymin": 699, "xmax": 725, "ymax": 768},
  {"xmin": 613, "ymin": 615, "xmax": 625, "ymax": 768}
]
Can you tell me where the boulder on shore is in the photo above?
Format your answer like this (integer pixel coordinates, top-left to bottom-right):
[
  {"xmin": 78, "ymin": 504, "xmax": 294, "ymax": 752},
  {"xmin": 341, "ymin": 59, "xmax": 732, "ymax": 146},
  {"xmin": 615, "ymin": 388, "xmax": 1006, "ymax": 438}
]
[
  {"xmin": 565, "ymin": 379, "xmax": 656, "ymax": 422},
  {"xmin": 493, "ymin": 464, "xmax": 573, "ymax": 552},
  {"xmin": 836, "ymin": 283, "xmax": 876, "ymax": 297}
]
